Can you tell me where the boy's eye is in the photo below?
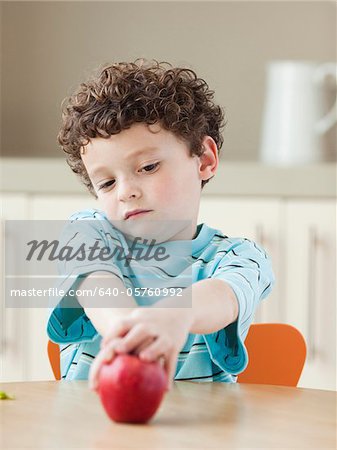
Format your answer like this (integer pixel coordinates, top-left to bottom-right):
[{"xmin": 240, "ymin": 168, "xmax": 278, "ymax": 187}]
[
  {"xmin": 141, "ymin": 162, "xmax": 160, "ymax": 172},
  {"xmin": 98, "ymin": 180, "xmax": 115, "ymax": 191}
]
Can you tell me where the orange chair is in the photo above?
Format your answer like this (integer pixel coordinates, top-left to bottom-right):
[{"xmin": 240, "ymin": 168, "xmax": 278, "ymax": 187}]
[
  {"xmin": 237, "ymin": 323, "xmax": 307, "ymax": 387},
  {"xmin": 48, "ymin": 323, "xmax": 307, "ymax": 386},
  {"xmin": 47, "ymin": 340, "xmax": 61, "ymax": 380}
]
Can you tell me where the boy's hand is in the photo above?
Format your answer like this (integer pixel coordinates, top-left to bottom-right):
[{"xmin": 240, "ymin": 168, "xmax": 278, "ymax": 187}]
[{"xmin": 88, "ymin": 308, "xmax": 192, "ymax": 392}]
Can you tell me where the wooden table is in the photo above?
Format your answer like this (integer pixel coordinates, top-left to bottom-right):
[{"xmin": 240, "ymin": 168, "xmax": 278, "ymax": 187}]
[{"xmin": 1, "ymin": 380, "xmax": 336, "ymax": 448}]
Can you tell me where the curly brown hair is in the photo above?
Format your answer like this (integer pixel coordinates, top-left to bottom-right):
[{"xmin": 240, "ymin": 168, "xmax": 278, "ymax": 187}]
[{"xmin": 58, "ymin": 58, "xmax": 226, "ymax": 198}]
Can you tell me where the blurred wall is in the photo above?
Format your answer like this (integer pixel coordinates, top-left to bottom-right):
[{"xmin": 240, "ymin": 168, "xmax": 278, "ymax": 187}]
[{"xmin": 1, "ymin": 1, "xmax": 336, "ymax": 161}]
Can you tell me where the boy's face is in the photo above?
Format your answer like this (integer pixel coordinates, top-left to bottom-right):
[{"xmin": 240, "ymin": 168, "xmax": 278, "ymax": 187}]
[{"xmin": 81, "ymin": 123, "xmax": 217, "ymax": 242}]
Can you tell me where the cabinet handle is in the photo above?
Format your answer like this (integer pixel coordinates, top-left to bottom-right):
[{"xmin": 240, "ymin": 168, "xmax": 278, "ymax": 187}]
[
  {"xmin": 307, "ymin": 226, "xmax": 318, "ymax": 361},
  {"xmin": 255, "ymin": 224, "xmax": 265, "ymax": 248}
]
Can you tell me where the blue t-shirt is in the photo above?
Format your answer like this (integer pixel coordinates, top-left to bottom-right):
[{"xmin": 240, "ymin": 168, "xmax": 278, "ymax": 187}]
[{"xmin": 47, "ymin": 209, "xmax": 275, "ymax": 382}]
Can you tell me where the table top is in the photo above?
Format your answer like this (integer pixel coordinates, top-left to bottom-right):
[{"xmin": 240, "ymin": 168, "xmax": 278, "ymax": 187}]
[{"xmin": 1, "ymin": 380, "xmax": 336, "ymax": 449}]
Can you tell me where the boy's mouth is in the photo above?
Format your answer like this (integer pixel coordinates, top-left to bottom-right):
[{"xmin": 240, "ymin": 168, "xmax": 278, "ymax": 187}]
[{"xmin": 124, "ymin": 209, "xmax": 153, "ymax": 220}]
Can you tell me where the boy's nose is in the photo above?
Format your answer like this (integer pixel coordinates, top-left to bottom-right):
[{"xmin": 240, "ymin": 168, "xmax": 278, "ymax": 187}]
[{"xmin": 117, "ymin": 179, "xmax": 142, "ymax": 202}]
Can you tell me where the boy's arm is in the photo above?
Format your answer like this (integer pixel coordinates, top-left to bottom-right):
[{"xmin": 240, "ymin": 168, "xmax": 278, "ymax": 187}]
[
  {"xmin": 80, "ymin": 273, "xmax": 238, "ymax": 338},
  {"xmin": 78, "ymin": 271, "xmax": 138, "ymax": 337},
  {"xmin": 154, "ymin": 278, "xmax": 239, "ymax": 334}
]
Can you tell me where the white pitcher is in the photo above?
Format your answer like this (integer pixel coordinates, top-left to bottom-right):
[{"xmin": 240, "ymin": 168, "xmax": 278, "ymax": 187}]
[{"xmin": 260, "ymin": 61, "xmax": 337, "ymax": 165}]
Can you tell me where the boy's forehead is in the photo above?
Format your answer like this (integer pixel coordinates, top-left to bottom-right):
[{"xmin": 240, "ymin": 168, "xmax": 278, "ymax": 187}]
[
  {"xmin": 82, "ymin": 123, "xmax": 166, "ymax": 153},
  {"xmin": 82, "ymin": 140, "xmax": 162, "ymax": 161},
  {"xmin": 82, "ymin": 123, "xmax": 184, "ymax": 158}
]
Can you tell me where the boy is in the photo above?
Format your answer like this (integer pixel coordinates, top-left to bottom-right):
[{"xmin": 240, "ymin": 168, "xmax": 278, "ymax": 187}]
[{"xmin": 47, "ymin": 59, "xmax": 274, "ymax": 391}]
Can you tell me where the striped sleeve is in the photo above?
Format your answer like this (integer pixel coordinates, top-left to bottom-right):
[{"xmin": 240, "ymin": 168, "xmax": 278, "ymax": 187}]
[
  {"xmin": 202, "ymin": 238, "xmax": 275, "ymax": 375},
  {"xmin": 47, "ymin": 211, "xmax": 126, "ymax": 344}
]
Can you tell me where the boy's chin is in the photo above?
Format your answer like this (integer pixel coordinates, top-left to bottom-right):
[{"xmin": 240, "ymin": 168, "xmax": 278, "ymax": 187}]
[
  {"xmin": 113, "ymin": 220, "xmax": 190, "ymax": 244},
  {"xmin": 121, "ymin": 222, "xmax": 171, "ymax": 244}
]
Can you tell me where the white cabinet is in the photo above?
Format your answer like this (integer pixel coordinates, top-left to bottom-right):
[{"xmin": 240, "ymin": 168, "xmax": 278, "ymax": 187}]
[
  {"xmin": 0, "ymin": 194, "xmax": 98, "ymax": 382},
  {"xmin": 199, "ymin": 196, "xmax": 336, "ymax": 391},
  {"xmin": 0, "ymin": 194, "xmax": 30, "ymax": 381},
  {"xmin": 28, "ymin": 194, "xmax": 99, "ymax": 220},
  {"xmin": 199, "ymin": 197, "xmax": 284, "ymax": 324},
  {"xmin": 26, "ymin": 195, "xmax": 99, "ymax": 381},
  {"xmin": 284, "ymin": 200, "xmax": 336, "ymax": 391}
]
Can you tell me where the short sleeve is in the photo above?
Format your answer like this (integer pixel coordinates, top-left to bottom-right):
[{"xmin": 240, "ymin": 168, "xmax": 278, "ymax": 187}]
[
  {"xmin": 202, "ymin": 238, "xmax": 275, "ymax": 375},
  {"xmin": 47, "ymin": 210, "xmax": 128, "ymax": 345}
]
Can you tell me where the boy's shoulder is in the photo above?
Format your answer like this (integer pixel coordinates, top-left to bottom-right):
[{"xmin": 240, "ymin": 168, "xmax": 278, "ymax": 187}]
[
  {"xmin": 201, "ymin": 222, "xmax": 245, "ymax": 248},
  {"xmin": 200, "ymin": 223, "xmax": 267, "ymax": 259},
  {"xmin": 62, "ymin": 208, "xmax": 121, "ymax": 243}
]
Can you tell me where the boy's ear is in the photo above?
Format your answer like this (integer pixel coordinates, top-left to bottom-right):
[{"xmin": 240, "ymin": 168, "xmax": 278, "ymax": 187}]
[{"xmin": 198, "ymin": 136, "xmax": 219, "ymax": 182}]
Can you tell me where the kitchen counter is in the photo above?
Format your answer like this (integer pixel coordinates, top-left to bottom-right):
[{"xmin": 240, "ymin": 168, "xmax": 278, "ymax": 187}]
[{"xmin": 0, "ymin": 158, "xmax": 336, "ymax": 198}]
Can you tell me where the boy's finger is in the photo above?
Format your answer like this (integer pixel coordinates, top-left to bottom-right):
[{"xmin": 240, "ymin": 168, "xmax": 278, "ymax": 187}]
[
  {"xmin": 89, "ymin": 342, "xmax": 118, "ymax": 391},
  {"xmin": 138, "ymin": 338, "xmax": 175, "ymax": 390},
  {"xmin": 139, "ymin": 336, "xmax": 167, "ymax": 361},
  {"xmin": 101, "ymin": 318, "xmax": 132, "ymax": 348},
  {"xmin": 114, "ymin": 324, "xmax": 155, "ymax": 354},
  {"xmin": 133, "ymin": 337, "xmax": 156, "ymax": 355}
]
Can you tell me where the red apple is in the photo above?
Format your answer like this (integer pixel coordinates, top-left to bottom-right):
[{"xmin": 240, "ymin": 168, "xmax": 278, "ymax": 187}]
[{"xmin": 97, "ymin": 354, "xmax": 168, "ymax": 424}]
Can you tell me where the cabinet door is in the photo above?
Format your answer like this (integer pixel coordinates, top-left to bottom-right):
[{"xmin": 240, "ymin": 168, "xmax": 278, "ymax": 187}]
[
  {"xmin": 0, "ymin": 194, "xmax": 30, "ymax": 381},
  {"xmin": 198, "ymin": 197, "xmax": 283, "ymax": 324},
  {"xmin": 285, "ymin": 200, "xmax": 336, "ymax": 391},
  {"xmin": 29, "ymin": 194, "xmax": 99, "ymax": 220},
  {"xmin": 26, "ymin": 194, "xmax": 99, "ymax": 380}
]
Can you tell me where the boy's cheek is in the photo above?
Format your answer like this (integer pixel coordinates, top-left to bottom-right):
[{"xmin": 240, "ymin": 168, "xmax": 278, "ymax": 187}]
[{"xmin": 154, "ymin": 180, "xmax": 180, "ymax": 204}]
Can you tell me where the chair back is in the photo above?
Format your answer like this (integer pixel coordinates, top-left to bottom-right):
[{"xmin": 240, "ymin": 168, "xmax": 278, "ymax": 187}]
[
  {"xmin": 48, "ymin": 323, "xmax": 307, "ymax": 386},
  {"xmin": 47, "ymin": 340, "xmax": 61, "ymax": 380},
  {"xmin": 237, "ymin": 323, "xmax": 306, "ymax": 386}
]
